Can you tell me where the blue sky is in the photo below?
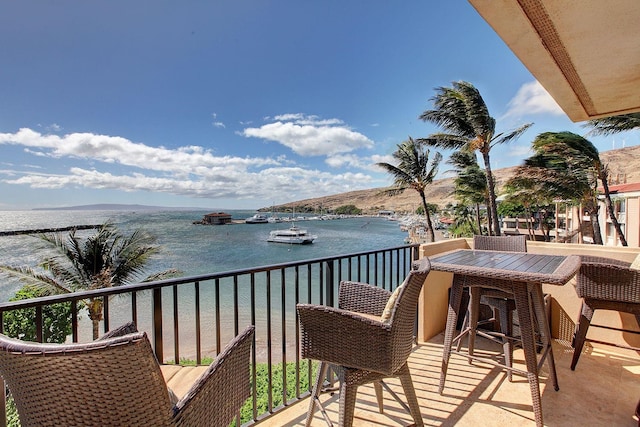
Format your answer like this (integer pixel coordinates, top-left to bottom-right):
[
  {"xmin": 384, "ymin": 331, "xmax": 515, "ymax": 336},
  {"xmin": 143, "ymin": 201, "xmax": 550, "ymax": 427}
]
[{"xmin": 1, "ymin": 2, "xmax": 638, "ymax": 211}]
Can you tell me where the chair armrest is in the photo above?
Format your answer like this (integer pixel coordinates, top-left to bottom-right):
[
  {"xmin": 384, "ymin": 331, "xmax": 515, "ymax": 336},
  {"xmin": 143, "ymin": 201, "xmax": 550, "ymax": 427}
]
[
  {"xmin": 578, "ymin": 262, "xmax": 640, "ymax": 303},
  {"xmin": 297, "ymin": 303, "xmax": 394, "ymax": 373},
  {"xmin": 172, "ymin": 325, "xmax": 254, "ymax": 427},
  {"xmin": 338, "ymin": 281, "xmax": 392, "ymax": 315},
  {"xmin": 95, "ymin": 321, "xmax": 138, "ymax": 341}
]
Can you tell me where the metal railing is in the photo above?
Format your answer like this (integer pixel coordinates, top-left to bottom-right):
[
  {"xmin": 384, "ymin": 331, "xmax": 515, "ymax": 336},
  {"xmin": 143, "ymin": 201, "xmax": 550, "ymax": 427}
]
[{"xmin": 0, "ymin": 243, "xmax": 419, "ymax": 426}]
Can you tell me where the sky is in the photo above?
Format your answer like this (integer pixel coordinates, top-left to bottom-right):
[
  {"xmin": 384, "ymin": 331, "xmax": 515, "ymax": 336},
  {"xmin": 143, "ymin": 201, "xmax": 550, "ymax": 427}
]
[{"xmin": 1, "ymin": 2, "xmax": 638, "ymax": 211}]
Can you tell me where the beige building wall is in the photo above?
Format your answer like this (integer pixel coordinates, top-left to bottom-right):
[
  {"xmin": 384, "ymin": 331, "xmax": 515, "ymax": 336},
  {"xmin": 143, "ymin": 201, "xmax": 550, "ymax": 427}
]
[{"xmin": 627, "ymin": 196, "xmax": 640, "ymax": 247}]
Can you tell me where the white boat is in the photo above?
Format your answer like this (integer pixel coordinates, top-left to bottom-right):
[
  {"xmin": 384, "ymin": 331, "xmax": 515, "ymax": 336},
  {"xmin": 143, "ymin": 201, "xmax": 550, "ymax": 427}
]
[
  {"xmin": 267, "ymin": 225, "xmax": 317, "ymax": 244},
  {"xmin": 267, "ymin": 216, "xmax": 281, "ymax": 223},
  {"xmin": 245, "ymin": 214, "xmax": 268, "ymax": 224}
]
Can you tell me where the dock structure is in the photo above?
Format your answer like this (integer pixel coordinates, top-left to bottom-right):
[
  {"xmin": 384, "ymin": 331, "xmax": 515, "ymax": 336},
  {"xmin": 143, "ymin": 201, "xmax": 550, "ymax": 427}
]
[{"xmin": 0, "ymin": 225, "xmax": 100, "ymax": 237}]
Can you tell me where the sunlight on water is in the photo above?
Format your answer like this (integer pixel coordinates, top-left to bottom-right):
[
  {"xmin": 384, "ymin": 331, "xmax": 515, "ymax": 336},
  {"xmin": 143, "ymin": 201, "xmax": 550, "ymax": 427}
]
[{"xmin": 0, "ymin": 209, "xmax": 407, "ymax": 301}]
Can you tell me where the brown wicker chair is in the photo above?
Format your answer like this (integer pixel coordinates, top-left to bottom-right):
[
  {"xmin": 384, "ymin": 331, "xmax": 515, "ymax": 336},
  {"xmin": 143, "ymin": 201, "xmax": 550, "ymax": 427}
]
[
  {"xmin": 571, "ymin": 256, "xmax": 640, "ymax": 370},
  {"xmin": 297, "ymin": 257, "xmax": 431, "ymax": 427},
  {"xmin": 0, "ymin": 323, "xmax": 254, "ymax": 427},
  {"xmin": 460, "ymin": 234, "xmax": 527, "ymax": 380}
]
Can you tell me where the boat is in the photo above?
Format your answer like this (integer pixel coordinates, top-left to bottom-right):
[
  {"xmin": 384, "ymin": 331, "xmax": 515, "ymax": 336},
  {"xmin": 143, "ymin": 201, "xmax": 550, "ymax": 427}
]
[
  {"xmin": 267, "ymin": 224, "xmax": 317, "ymax": 244},
  {"xmin": 245, "ymin": 214, "xmax": 269, "ymax": 224}
]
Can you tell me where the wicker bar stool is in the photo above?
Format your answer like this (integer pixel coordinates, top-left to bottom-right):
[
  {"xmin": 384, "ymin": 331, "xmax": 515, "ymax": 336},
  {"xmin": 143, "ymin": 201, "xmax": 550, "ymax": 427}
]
[
  {"xmin": 459, "ymin": 234, "xmax": 527, "ymax": 380},
  {"xmin": 297, "ymin": 258, "xmax": 431, "ymax": 427},
  {"xmin": 571, "ymin": 255, "xmax": 640, "ymax": 370}
]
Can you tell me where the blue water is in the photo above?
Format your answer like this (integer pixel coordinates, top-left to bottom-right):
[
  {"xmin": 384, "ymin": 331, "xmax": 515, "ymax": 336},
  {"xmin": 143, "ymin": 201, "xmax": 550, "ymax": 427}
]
[{"xmin": 0, "ymin": 209, "xmax": 408, "ymax": 301}]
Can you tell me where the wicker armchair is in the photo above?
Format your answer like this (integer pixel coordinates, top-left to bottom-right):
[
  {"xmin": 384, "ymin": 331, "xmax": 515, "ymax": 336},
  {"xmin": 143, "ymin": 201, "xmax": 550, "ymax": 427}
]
[
  {"xmin": 0, "ymin": 323, "xmax": 254, "ymax": 427},
  {"xmin": 297, "ymin": 257, "xmax": 431, "ymax": 427},
  {"xmin": 571, "ymin": 256, "xmax": 640, "ymax": 370},
  {"xmin": 460, "ymin": 234, "xmax": 527, "ymax": 380}
]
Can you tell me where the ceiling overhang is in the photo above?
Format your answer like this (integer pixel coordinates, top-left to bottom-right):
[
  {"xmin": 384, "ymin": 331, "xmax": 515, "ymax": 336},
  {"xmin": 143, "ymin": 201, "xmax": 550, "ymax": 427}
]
[{"xmin": 469, "ymin": 0, "xmax": 640, "ymax": 122}]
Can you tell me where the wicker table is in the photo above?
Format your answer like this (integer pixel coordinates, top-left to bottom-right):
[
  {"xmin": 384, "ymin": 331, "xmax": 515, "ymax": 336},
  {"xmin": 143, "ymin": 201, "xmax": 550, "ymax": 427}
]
[{"xmin": 430, "ymin": 249, "xmax": 581, "ymax": 427}]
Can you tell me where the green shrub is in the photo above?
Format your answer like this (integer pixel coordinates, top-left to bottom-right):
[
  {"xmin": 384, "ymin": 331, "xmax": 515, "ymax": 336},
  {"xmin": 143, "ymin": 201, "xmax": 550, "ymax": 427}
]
[
  {"xmin": 2, "ymin": 285, "xmax": 73, "ymax": 343},
  {"xmin": 239, "ymin": 359, "xmax": 317, "ymax": 424}
]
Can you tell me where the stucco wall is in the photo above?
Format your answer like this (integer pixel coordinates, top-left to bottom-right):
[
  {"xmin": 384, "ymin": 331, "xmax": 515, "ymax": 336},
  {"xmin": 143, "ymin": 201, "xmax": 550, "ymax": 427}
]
[{"xmin": 417, "ymin": 239, "xmax": 640, "ymax": 358}]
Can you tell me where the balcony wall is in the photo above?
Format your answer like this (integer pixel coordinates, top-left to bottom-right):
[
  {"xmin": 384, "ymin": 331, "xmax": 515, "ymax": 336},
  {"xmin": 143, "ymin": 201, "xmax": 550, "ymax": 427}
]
[{"xmin": 417, "ymin": 238, "xmax": 640, "ymax": 355}]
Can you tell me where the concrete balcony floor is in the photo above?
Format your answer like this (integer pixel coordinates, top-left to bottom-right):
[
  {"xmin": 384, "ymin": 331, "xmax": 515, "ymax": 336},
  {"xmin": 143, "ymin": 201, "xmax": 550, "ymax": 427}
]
[{"xmin": 258, "ymin": 334, "xmax": 640, "ymax": 427}]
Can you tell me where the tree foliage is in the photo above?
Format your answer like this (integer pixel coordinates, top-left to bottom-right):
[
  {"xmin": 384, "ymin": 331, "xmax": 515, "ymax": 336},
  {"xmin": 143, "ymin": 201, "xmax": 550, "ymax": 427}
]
[
  {"xmin": 334, "ymin": 205, "xmax": 362, "ymax": 215},
  {"xmin": 0, "ymin": 222, "xmax": 180, "ymax": 339},
  {"xmin": 2, "ymin": 285, "xmax": 72, "ymax": 343},
  {"xmin": 507, "ymin": 131, "xmax": 627, "ymax": 245},
  {"xmin": 419, "ymin": 81, "xmax": 532, "ymax": 236},
  {"xmin": 584, "ymin": 112, "xmax": 640, "ymax": 136},
  {"xmin": 376, "ymin": 137, "xmax": 442, "ymax": 242}
]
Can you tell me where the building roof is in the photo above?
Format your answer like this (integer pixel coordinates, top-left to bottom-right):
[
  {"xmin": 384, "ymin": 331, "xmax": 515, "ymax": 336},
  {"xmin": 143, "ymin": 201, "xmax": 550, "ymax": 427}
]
[
  {"xmin": 604, "ymin": 182, "xmax": 640, "ymax": 194},
  {"xmin": 469, "ymin": 0, "xmax": 640, "ymax": 122},
  {"xmin": 204, "ymin": 212, "xmax": 231, "ymax": 217}
]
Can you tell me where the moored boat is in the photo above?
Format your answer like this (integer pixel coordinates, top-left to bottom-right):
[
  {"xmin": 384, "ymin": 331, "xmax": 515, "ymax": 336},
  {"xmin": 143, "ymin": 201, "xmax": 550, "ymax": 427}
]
[
  {"xmin": 267, "ymin": 225, "xmax": 317, "ymax": 244},
  {"xmin": 245, "ymin": 214, "xmax": 269, "ymax": 224}
]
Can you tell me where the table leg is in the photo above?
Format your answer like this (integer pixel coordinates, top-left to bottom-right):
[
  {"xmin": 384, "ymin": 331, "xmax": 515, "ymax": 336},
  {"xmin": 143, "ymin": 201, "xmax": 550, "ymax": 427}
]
[
  {"xmin": 439, "ymin": 274, "xmax": 464, "ymax": 394},
  {"xmin": 531, "ymin": 284, "xmax": 559, "ymax": 391},
  {"xmin": 513, "ymin": 283, "xmax": 543, "ymax": 427}
]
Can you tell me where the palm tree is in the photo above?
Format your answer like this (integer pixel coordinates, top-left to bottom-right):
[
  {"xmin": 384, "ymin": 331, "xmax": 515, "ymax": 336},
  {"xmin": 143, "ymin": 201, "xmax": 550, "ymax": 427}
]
[
  {"xmin": 447, "ymin": 150, "xmax": 487, "ymax": 235},
  {"xmin": 0, "ymin": 222, "xmax": 180, "ymax": 339},
  {"xmin": 418, "ymin": 81, "xmax": 532, "ymax": 236},
  {"xmin": 377, "ymin": 137, "xmax": 442, "ymax": 242},
  {"xmin": 508, "ymin": 132, "xmax": 627, "ymax": 245},
  {"xmin": 584, "ymin": 112, "xmax": 640, "ymax": 136}
]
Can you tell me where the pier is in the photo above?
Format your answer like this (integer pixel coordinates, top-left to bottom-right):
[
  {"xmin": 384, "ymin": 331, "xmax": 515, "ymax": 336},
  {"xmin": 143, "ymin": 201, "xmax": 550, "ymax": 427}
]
[{"xmin": 0, "ymin": 224, "xmax": 100, "ymax": 237}]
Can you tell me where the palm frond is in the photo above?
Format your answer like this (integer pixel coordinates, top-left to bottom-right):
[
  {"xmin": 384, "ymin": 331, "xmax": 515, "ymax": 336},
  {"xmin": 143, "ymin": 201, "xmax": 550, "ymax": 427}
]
[
  {"xmin": 584, "ymin": 113, "xmax": 640, "ymax": 136},
  {"xmin": 0, "ymin": 265, "xmax": 71, "ymax": 294}
]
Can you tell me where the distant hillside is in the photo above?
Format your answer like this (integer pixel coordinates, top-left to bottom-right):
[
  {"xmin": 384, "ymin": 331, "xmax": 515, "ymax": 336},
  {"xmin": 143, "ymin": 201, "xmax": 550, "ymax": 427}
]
[
  {"xmin": 268, "ymin": 144, "xmax": 640, "ymax": 214},
  {"xmin": 32, "ymin": 204, "xmax": 206, "ymax": 211}
]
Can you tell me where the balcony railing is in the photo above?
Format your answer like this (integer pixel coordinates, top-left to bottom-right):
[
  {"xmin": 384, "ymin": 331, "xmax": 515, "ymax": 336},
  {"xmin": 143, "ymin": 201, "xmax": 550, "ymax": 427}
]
[{"xmin": 0, "ymin": 243, "xmax": 419, "ymax": 426}]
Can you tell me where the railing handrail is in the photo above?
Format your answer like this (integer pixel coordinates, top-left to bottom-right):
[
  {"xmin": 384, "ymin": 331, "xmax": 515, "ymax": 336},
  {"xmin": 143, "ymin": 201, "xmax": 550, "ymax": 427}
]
[
  {"xmin": 0, "ymin": 243, "xmax": 419, "ymax": 427},
  {"xmin": 0, "ymin": 243, "xmax": 420, "ymax": 311}
]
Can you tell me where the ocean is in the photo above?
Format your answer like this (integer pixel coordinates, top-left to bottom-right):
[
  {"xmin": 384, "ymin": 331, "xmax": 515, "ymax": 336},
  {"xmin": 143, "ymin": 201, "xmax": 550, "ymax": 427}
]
[{"xmin": 0, "ymin": 209, "xmax": 408, "ymax": 302}]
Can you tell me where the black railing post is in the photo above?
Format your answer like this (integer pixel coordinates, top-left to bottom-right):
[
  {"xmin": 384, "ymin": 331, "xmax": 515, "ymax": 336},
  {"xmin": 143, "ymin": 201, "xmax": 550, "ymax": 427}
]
[
  {"xmin": 152, "ymin": 287, "xmax": 163, "ymax": 362},
  {"xmin": 325, "ymin": 260, "xmax": 335, "ymax": 307},
  {"xmin": 35, "ymin": 306, "xmax": 43, "ymax": 343}
]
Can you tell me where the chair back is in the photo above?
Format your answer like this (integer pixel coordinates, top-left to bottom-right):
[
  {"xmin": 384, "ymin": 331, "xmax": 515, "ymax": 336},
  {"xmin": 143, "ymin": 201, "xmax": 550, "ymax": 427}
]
[
  {"xmin": 386, "ymin": 257, "xmax": 431, "ymax": 374},
  {"xmin": 173, "ymin": 325, "xmax": 254, "ymax": 427},
  {"xmin": 473, "ymin": 234, "xmax": 527, "ymax": 252},
  {"xmin": 577, "ymin": 256, "xmax": 640, "ymax": 303},
  {"xmin": 0, "ymin": 332, "xmax": 174, "ymax": 427}
]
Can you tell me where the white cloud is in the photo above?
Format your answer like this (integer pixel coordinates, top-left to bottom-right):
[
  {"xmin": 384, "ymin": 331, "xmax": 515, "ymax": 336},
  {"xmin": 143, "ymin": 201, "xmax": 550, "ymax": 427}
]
[
  {"xmin": 0, "ymin": 128, "xmax": 277, "ymax": 174},
  {"xmin": 0, "ymin": 127, "xmax": 378, "ymax": 204},
  {"xmin": 242, "ymin": 114, "xmax": 374, "ymax": 156},
  {"xmin": 211, "ymin": 113, "xmax": 225, "ymax": 128},
  {"xmin": 504, "ymin": 81, "xmax": 565, "ymax": 118}
]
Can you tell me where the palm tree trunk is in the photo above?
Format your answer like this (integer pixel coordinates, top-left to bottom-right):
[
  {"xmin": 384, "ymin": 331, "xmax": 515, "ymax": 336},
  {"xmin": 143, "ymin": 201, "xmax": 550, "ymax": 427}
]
[
  {"xmin": 600, "ymin": 172, "xmax": 628, "ymax": 246},
  {"xmin": 475, "ymin": 202, "xmax": 482, "ymax": 235},
  {"xmin": 590, "ymin": 211, "xmax": 604, "ymax": 245},
  {"xmin": 481, "ymin": 151, "xmax": 501, "ymax": 236},
  {"xmin": 419, "ymin": 192, "xmax": 436, "ymax": 242},
  {"xmin": 88, "ymin": 298, "xmax": 104, "ymax": 340},
  {"xmin": 526, "ymin": 208, "xmax": 534, "ymax": 241},
  {"xmin": 485, "ymin": 197, "xmax": 493, "ymax": 236}
]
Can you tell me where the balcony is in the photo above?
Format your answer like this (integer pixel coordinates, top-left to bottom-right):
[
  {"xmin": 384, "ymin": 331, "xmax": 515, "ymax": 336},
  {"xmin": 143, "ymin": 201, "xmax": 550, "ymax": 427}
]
[{"xmin": 0, "ymin": 240, "xmax": 639, "ymax": 426}]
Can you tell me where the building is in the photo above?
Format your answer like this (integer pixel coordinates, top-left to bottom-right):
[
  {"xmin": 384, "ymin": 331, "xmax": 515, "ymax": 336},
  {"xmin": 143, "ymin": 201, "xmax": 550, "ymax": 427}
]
[{"xmin": 201, "ymin": 212, "xmax": 232, "ymax": 225}]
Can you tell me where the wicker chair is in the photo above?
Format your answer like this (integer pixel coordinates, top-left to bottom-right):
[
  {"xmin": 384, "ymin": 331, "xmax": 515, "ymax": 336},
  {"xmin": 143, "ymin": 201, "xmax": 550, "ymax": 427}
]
[
  {"xmin": 0, "ymin": 323, "xmax": 254, "ymax": 427},
  {"xmin": 571, "ymin": 256, "xmax": 640, "ymax": 370},
  {"xmin": 297, "ymin": 257, "xmax": 431, "ymax": 427},
  {"xmin": 460, "ymin": 234, "xmax": 527, "ymax": 380}
]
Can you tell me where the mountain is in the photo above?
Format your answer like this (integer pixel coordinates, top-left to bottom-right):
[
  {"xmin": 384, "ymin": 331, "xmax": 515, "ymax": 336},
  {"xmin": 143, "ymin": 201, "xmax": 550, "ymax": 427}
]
[
  {"xmin": 32, "ymin": 204, "xmax": 206, "ymax": 211},
  {"xmin": 268, "ymin": 144, "xmax": 640, "ymax": 214}
]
